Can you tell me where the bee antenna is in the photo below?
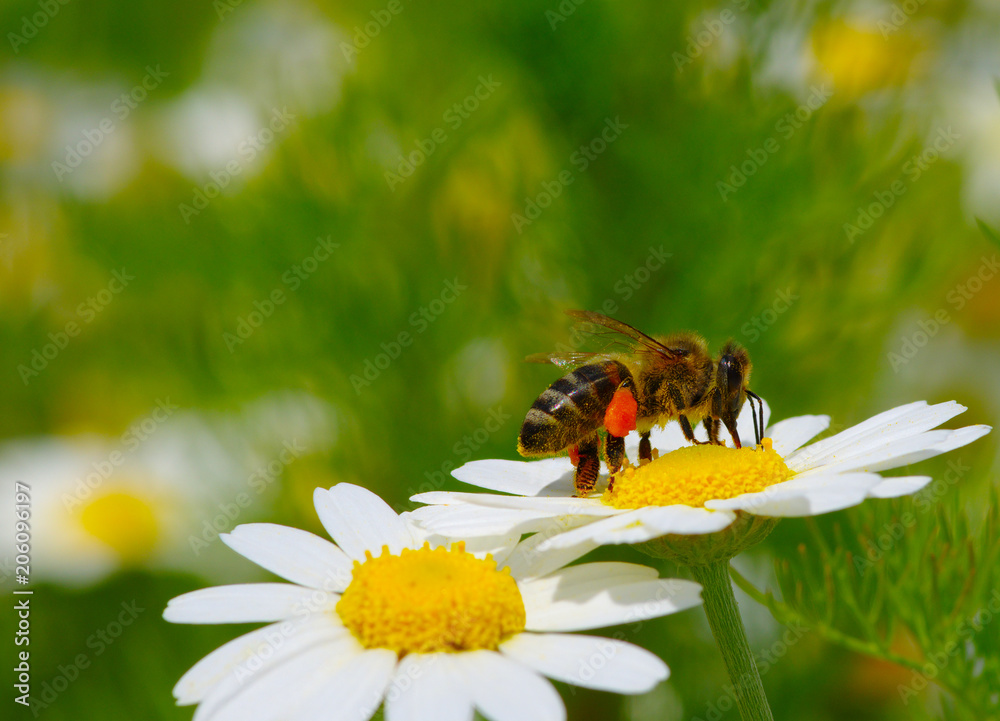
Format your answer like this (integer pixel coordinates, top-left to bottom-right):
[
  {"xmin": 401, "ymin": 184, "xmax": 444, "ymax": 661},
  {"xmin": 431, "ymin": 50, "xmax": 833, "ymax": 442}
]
[{"xmin": 746, "ymin": 390, "xmax": 764, "ymax": 445}]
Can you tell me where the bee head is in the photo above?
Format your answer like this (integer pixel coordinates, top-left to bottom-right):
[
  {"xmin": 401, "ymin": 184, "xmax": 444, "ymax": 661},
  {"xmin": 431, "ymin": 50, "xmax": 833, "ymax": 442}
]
[
  {"xmin": 716, "ymin": 341, "xmax": 751, "ymax": 414},
  {"xmin": 716, "ymin": 341, "xmax": 759, "ymax": 446}
]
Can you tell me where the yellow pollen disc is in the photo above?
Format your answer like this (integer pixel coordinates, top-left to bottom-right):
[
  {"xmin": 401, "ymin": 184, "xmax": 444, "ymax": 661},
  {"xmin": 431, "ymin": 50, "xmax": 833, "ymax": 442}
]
[
  {"xmin": 603, "ymin": 438, "xmax": 792, "ymax": 509},
  {"xmin": 79, "ymin": 491, "xmax": 161, "ymax": 560},
  {"xmin": 336, "ymin": 542, "xmax": 526, "ymax": 655}
]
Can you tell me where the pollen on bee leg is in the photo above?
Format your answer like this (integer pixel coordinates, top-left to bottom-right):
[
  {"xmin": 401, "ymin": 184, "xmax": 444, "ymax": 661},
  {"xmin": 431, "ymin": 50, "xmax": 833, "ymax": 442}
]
[
  {"xmin": 604, "ymin": 387, "xmax": 638, "ymax": 437},
  {"xmin": 568, "ymin": 444, "xmax": 580, "ymax": 466}
]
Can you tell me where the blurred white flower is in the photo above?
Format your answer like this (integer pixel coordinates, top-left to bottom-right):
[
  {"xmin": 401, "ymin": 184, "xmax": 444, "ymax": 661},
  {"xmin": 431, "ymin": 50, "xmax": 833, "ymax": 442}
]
[
  {"xmin": 204, "ymin": 1, "xmax": 350, "ymax": 117},
  {"xmin": 0, "ymin": 392, "xmax": 338, "ymax": 587}
]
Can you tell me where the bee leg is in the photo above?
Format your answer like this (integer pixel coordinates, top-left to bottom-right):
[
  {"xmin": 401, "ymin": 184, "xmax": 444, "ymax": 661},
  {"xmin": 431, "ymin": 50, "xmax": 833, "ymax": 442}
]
[
  {"xmin": 705, "ymin": 417, "xmax": 721, "ymax": 444},
  {"xmin": 679, "ymin": 414, "xmax": 704, "ymax": 445},
  {"xmin": 604, "ymin": 433, "xmax": 625, "ymax": 493},
  {"xmin": 574, "ymin": 434, "xmax": 601, "ymax": 497},
  {"xmin": 670, "ymin": 385, "xmax": 704, "ymax": 445},
  {"xmin": 638, "ymin": 431, "xmax": 652, "ymax": 463}
]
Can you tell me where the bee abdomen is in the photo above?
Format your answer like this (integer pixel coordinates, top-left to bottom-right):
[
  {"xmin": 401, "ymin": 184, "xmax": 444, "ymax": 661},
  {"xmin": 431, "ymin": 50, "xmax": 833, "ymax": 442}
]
[{"xmin": 518, "ymin": 361, "xmax": 630, "ymax": 455}]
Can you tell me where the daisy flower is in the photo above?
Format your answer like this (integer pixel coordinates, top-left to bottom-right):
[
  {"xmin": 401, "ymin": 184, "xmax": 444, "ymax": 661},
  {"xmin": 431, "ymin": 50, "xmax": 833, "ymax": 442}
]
[
  {"xmin": 408, "ymin": 399, "xmax": 991, "ymax": 564},
  {"xmin": 408, "ymin": 399, "xmax": 989, "ymax": 721},
  {"xmin": 0, "ymin": 392, "xmax": 336, "ymax": 587},
  {"xmin": 163, "ymin": 483, "xmax": 703, "ymax": 721}
]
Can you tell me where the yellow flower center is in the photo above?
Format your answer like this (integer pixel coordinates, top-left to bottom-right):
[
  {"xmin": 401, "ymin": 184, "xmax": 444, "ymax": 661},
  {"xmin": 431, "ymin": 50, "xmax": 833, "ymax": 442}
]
[
  {"xmin": 603, "ymin": 438, "xmax": 792, "ymax": 509},
  {"xmin": 79, "ymin": 491, "xmax": 161, "ymax": 561},
  {"xmin": 336, "ymin": 542, "xmax": 526, "ymax": 655}
]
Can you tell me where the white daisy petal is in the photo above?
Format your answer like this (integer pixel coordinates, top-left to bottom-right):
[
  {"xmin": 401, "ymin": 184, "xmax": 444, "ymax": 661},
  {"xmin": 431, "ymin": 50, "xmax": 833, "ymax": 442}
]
[
  {"xmin": 173, "ymin": 613, "xmax": 346, "ymax": 704},
  {"xmin": 452, "ymin": 458, "xmax": 576, "ymax": 497},
  {"xmin": 221, "ymin": 524, "xmax": 354, "ymax": 592},
  {"xmin": 529, "ymin": 511, "xmax": 640, "ymax": 551},
  {"xmin": 313, "ymin": 484, "xmax": 414, "ymax": 561},
  {"xmin": 418, "ymin": 530, "xmax": 521, "ymax": 567},
  {"xmin": 520, "ymin": 561, "xmax": 658, "ymax": 600},
  {"xmin": 164, "ymin": 583, "xmax": 337, "ymax": 624},
  {"xmin": 502, "ymin": 519, "xmax": 601, "ymax": 581},
  {"xmin": 536, "ymin": 505, "xmax": 735, "ymax": 551},
  {"xmin": 196, "ymin": 637, "xmax": 366, "ymax": 721},
  {"xmin": 520, "ymin": 565, "xmax": 702, "ymax": 632},
  {"xmin": 767, "ymin": 415, "xmax": 831, "ymax": 456},
  {"xmin": 794, "ymin": 425, "xmax": 991, "ymax": 476},
  {"xmin": 786, "ymin": 401, "xmax": 963, "ymax": 471},
  {"xmin": 867, "ymin": 475, "xmax": 933, "ymax": 499},
  {"xmin": 705, "ymin": 472, "xmax": 885, "ymax": 517},
  {"xmin": 617, "ymin": 505, "xmax": 737, "ymax": 538},
  {"xmin": 295, "ymin": 648, "xmax": 398, "ymax": 721},
  {"xmin": 408, "ymin": 503, "xmax": 570, "ymax": 538},
  {"xmin": 411, "ymin": 491, "xmax": 609, "ymax": 515},
  {"xmin": 385, "ymin": 654, "xmax": 473, "ymax": 721},
  {"xmin": 500, "ymin": 632, "xmax": 669, "ymax": 694},
  {"xmin": 459, "ymin": 650, "xmax": 565, "ymax": 721}
]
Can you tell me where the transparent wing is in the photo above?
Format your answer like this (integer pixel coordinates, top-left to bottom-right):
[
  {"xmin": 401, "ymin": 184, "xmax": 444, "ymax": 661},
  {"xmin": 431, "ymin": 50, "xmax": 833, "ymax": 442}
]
[
  {"xmin": 524, "ymin": 351, "xmax": 606, "ymax": 369},
  {"xmin": 565, "ymin": 310, "xmax": 687, "ymax": 360}
]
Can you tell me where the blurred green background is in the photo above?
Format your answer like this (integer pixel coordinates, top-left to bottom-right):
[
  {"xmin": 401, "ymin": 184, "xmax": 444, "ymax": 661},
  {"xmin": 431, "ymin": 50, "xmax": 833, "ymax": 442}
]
[{"xmin": 2, "ymin": 0, "xmax": 999, "ymax": 719}]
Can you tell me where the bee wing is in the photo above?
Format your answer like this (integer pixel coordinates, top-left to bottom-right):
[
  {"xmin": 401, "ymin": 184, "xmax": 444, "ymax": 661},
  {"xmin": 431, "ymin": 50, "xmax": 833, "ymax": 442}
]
[
  {"xmin": 565, "ymin": 310, "xmax": 688, "ymax": 360},
  {"xmin": 524, "ymin": 351, "xmax": 605, "ymax": 369}
]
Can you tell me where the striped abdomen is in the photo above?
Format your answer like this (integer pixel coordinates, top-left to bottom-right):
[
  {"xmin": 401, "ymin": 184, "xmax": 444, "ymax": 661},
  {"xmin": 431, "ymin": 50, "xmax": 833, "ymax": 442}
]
[{"xmin": 518, "ymin": 361, "xmax": 632, "ymax": 456}]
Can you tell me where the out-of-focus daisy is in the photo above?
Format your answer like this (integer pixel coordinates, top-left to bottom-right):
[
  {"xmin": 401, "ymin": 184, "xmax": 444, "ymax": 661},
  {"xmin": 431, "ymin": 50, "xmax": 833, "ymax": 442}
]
[
  {"xmin": 164, "ymin": 484, "xmax": 703, "ymax": 721},
  {"xmin": 0, "ymin": 393, "xmax": 337, "ymax": 586},
  {"xmin": 0, "ymin": 428, "xmax": 223, "ymax": 586},
  {"xmin": 409, "ymin": 400, "xmax": 990, "ymax": 563}
]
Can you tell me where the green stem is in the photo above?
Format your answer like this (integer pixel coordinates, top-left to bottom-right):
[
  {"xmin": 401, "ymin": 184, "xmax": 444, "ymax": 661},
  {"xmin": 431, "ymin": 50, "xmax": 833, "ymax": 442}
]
[{"xmin": 689, "ymin": 560, "xmax": 774, "ymax": 721}]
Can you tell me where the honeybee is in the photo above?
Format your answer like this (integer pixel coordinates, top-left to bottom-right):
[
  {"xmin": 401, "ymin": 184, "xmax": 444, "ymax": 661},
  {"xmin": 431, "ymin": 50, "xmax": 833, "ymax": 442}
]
[{"xmin": 517, "ymin": 310, "xmax": 765, "ymax": 496}]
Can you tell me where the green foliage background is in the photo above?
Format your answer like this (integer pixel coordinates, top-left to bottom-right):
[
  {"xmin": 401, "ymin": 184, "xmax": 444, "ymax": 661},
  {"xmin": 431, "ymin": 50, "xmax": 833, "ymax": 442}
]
[{"xmin": 1, "ymin": 0, "xmax": 999, "ymax": 720}]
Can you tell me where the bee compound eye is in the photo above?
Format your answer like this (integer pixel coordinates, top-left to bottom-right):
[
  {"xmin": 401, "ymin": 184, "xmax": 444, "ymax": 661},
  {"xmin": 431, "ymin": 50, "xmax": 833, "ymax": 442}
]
[{"xmin": 726, "ymin": 358, "xmax": 742, "ymax": 393}]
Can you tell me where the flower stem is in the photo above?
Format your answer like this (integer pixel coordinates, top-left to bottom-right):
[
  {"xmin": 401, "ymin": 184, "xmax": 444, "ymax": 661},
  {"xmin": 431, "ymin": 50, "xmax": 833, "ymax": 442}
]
[{"xmin": 689, "ymin": 560, "xmax": 774, "ymax": 721}]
